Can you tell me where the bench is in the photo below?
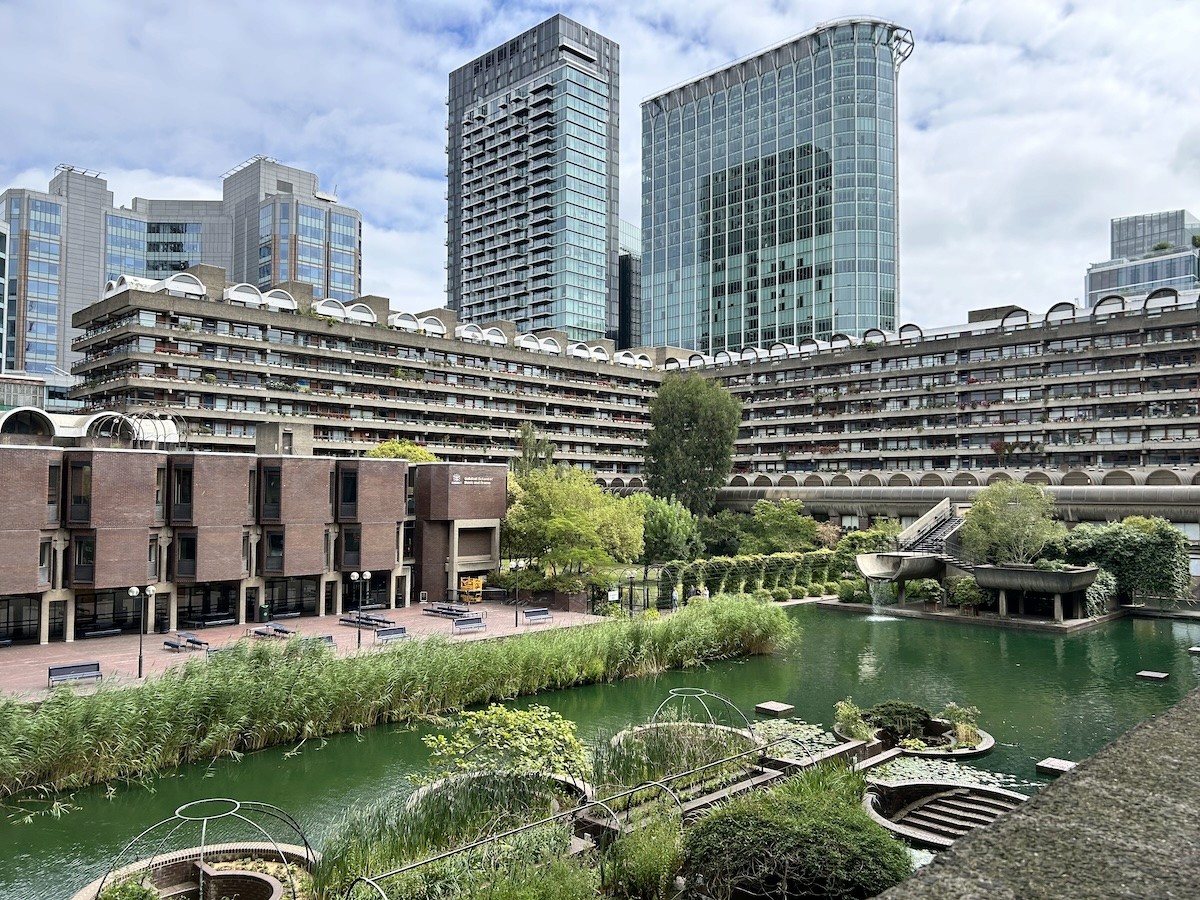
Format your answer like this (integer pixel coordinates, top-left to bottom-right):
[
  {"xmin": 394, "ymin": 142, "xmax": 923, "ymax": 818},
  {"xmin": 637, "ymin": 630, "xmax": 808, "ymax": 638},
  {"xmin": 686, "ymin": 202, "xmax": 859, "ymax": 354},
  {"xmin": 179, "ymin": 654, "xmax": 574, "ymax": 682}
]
[
  {"xmin": 0, "ymin": 639, "xmax": 13, "ymax": 649},
  {"xmin": 376, "ymin": 626, "xmax": 410, "ymax": 644},
  {"xmin": 452, "ymin": 615, "xmax": 487, "ymax": 634},
  {"xmin": 268, "ymin": 623, "xmax": 293, "ymax": 637},
  {"xmin": 206, "ymin": 647, "xmax": 230, "ymax": 659},
  {"xmin": 177, "ymin": 632, "xmax": 209, "ymax": 651},
  {"xmin": 521, "ymin": 607, "xmax": 554, "ymax": 626},
  {"xmin": 422, "ymin": 603, "xmax": 471, "ymax": 619},
  {"xmin": 271, "ymin": 611, "xmax": 302, "ymax": 619},
  {"xmin": 48, "ymin": 662, "xmax": 102, "ymax": 688},
  {"xmin": 250, "ymin": 626, "xmax": 278, "ymax": 639},
  {"xmin": 312, "ymin": 634, "xmax": 335, "ymax": 645},
  {"xmin": 339, "ymin": 613, "xmax": 395, "ymax": 629},
  {"xmin": 83, "ymin": 628, "xmax": 122, "ymax": 639},
  {"xmin": 164, "ymin": 639, "xmax": 186, "ymax": 652}
]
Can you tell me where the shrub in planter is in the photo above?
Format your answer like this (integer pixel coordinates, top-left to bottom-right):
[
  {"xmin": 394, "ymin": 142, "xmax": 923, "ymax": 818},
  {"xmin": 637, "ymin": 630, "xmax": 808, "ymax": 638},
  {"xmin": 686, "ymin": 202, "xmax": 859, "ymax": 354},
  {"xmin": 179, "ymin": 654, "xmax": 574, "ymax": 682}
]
[
  {"xmin": 99, "ymin": 879, "xmax": 158, "ymax": 900},
  {"xmin": 681, "ymin": 765, "xmax": 911, "ymax": 899},
  {"xmin": 945, "ymin": 575, "xmax": 984, "ymax": 609},
  {"xmin": 602, "ymin": 809, "xmax": 682, "ymax": 900},
  {"xmin": 906, "ymin": 578, "xmax": 943, "ymax": 603},
  {"xmin": 833, "ymin": 697, "xmax": 872, "ymax": 741},
  {"xmin": 864, "ymin": 700, "xmax": 934, "ymax": 743},
  {"xmin": 772, "ymin": 586, "xmax": 793, "ymax": 602},
  {"xmin": 939, "ymin": 702, "xmax": 982, "ymax": 748}
]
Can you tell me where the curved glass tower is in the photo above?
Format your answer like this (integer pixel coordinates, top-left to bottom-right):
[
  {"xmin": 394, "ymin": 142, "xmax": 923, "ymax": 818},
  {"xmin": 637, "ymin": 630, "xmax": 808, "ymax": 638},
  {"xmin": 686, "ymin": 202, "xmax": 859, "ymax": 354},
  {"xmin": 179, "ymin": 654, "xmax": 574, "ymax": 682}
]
[{"xmin": 641, "ymin": 18, "xmax": 913, "ymax": 352}]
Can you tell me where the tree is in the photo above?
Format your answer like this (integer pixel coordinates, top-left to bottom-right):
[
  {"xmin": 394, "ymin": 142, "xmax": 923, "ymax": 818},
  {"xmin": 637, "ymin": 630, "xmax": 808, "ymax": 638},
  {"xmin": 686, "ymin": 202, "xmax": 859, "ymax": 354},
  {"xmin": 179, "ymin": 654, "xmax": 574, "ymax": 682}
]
[
  {"xmin": 960, "ymin": 480, "xmax": 1065, "ymax": 565},
  {"xmin": 644, "ymin": 374, "xmax": 741, "ymax": 518},
  {"xmin": 503, "ymin": 466, "xmax": 643, "ymax": 591},
  {"xmin": 365, "ymin": 439, "xmax": 438, "ymax": 461},
  {"xmin": 511, "ymin": 421, "xmax": 555, "ymax": 477},
  {"xmin": 739, "ymin": 499, "xmax": 818, "ymax": 555},
  {"xmin": 421, "ymin": 703, "xmax": 588, "ymax": 780},
  {"xmin": 634, "ymin": 495, "xmax": 702, "ymax": 579},
  {"xmin": 699, "ymin": 510, "xmax": 748, "ymax": 557}
]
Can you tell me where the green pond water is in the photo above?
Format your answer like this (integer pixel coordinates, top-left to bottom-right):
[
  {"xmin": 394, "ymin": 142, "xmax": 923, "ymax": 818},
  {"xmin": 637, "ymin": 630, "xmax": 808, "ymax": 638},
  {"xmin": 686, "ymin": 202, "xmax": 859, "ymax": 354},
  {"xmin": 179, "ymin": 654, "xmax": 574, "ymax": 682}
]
[{"xmin": 5, "ymin": 606, "xmax": 1200, "ymax": 900}]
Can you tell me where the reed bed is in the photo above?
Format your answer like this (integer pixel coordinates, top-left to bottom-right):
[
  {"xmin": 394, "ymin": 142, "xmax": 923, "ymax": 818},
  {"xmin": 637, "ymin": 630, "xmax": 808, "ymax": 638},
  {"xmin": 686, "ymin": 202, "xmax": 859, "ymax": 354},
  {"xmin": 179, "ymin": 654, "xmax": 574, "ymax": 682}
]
[{"xmin": 0, "ymin": 595, "xmax": 796, "ymax": 799}]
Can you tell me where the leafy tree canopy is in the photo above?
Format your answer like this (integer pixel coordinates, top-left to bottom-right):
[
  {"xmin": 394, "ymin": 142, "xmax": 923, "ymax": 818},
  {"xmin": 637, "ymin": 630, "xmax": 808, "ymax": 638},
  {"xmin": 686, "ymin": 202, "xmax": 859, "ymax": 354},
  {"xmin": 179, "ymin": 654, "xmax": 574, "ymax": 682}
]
[
  {"xmin": 644, "ymin": 374, "xmax": 741, "ymax": 518},
  {"xmin": 699, "ymin": 510, "xmax": 748, "ymax": 558},
  {"xmin": 829, "ymin": 520, "xmax": 900, "ymax": 579},
  {"xmin": 365, "ymin": 439, "xmax": 439, "ymax": 461},
  {"xmin": 503, "ymin": 466, "xmax": 643, "ymax": 591},
  {"xmin": 1055, "ymin": 515, "xmax": 1191, "ymax": 602},
  {"xmin": 739, "ymin": 499, "xmax": 818, "ymax": 555},
  {"xmin": 421, "ymin": 703, "xmax": 588, "ymax": 781},
  {"xmin": 960, "ymin": 481, "xmax": 1065, "ymax": 565},
  {"xmin": 510, "ymin": 421, "xmax": 555, "ymax": 477},
  {"xmin": 631, "ymin": 494, "xmax": 703, "ymax": 578}
]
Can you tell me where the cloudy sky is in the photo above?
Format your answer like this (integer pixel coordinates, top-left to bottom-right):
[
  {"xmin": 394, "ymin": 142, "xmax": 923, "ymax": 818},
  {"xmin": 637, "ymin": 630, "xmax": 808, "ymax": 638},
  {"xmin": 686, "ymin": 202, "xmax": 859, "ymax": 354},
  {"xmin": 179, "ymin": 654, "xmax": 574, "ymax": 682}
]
[{"xmin": 2, "ymin": 0, "xmax": 1197, "ymax": 328}]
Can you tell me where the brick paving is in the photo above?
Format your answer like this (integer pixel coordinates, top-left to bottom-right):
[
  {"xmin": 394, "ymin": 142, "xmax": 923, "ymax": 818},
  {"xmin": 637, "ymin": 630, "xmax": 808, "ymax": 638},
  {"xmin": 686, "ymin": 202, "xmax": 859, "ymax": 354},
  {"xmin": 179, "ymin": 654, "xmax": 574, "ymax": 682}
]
[{"xmin": 0, "ymin": 601, "xmax": 606, "ymax": 700}]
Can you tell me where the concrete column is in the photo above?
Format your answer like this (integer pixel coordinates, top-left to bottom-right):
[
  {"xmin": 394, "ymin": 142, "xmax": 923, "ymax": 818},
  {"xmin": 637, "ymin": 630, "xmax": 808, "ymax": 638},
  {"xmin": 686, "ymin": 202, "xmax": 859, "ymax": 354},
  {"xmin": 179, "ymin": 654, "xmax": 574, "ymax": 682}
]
[
  {"xmin": 387, "ymin": 569, "xmax": 398, "ymax": 609},
  {"xmin": 1053, "ymin": 592, "xmax": 1064, "ymax": 624},
  {"xmin": 447, "ymin": 523, "xmax": 461, "ymax": 597},
  {"xmin": 39, "ymin": 594, "xmax": 51, "ymax": 645},
  {"xmin": 168, "ymin": 589, "xmax": 178, "ymax": 633},
  {"xmin": 998, "ymin": 589, "xmax": 1008, "ymax": 618},
  {"xmin": 896, "ymin": 580, "xmax": 907, "ymax": 604},
  {"xmin": 65, "ymin": 597, "xmax": 76, "ymax": 643},
  {"xmin": 335, "ymin": 578, "xmax": 345, "ymax": 615},
  {"xmin": 236, "ymin": 582, "xmax": 248, "ymax": 626}
]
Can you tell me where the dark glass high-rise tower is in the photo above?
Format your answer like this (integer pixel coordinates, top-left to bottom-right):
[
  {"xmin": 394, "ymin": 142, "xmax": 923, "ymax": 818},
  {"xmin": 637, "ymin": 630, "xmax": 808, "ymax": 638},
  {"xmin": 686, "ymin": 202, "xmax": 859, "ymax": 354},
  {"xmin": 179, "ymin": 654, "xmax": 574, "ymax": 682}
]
[
  {"xmin": 446, "ymin": 15, "xmax": 619, "ymax": 342},
  {"xmin": 641, "ymin": 18, "xmax": 912, "ymax": 352}
]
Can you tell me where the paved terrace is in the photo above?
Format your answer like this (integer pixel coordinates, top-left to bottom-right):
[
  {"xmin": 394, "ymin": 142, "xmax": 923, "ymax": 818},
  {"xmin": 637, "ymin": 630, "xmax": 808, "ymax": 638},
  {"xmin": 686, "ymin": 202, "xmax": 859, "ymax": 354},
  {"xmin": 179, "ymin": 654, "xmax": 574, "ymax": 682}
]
[
  {"xmin": 883, "ymin": 683, "xmax": 1200, "ymax": 900},
  {"xmin": 0, "ymin": 601, "xmax": 605, "ymax": 700}
]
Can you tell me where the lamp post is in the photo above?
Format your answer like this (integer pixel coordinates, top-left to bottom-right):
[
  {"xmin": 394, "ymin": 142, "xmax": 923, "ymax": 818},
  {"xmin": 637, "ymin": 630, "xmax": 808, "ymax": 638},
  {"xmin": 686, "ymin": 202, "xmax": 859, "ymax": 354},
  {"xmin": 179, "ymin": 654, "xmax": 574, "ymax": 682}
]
[
  {"xmin": 128, "ymin": 584, "xmax": 155, "ymax": 679},
  {"xmin": 350, "ymin": 570, "xmax": 372, "ymax": 650}
]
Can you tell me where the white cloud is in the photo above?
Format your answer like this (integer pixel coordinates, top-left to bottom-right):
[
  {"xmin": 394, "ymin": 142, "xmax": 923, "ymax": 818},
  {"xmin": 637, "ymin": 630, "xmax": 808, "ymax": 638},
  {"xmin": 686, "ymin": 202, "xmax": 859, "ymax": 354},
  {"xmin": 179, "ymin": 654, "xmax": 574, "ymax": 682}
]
[{"xmin": 1, "ymin": 0, "xmax": 1197, "ymax": 328}]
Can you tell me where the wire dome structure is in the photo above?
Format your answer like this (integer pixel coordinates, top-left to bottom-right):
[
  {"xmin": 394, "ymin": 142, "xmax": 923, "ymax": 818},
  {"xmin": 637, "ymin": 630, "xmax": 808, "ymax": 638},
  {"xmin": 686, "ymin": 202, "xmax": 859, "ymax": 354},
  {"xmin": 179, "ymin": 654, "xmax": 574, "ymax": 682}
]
[
  {"xmin": 649, "ymin": 687, "xmax": 759, "ymax": 739},
  {"xmin": 90, "ymin": 798, "xmax": 315, "ymax": 900}
]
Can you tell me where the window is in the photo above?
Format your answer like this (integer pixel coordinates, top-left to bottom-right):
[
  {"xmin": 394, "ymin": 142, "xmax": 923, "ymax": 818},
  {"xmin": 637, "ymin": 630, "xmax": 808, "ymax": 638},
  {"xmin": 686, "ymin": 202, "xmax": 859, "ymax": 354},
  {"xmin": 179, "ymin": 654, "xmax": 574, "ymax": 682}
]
[
  {"xmin": 172, "ymin": 466, "xmax": 193, "ymax": 521},
  {"xmin": 148, "ymin": 539, "xmax": 159, "ymax": 581},
  {"xmin": 176, "ymin": 532, "xmax": 197, "ymax": 577},
  {"xmin": 73, "ymin": 536, "xmax": 95, "ymax": 583},
  {"xmin": 247, "ymin": 468, "xmax": 257, "ymax": 518},
  {"xmin": 47, "ymin": 464, "xmax": 60, "ymax": 522},
  {"xmin": 68, "ymin": 462, "xmax": 91, "ymax": 522},
  {"xmin": 264, "ymin": 530, "xmax": 284, "ymax": 574},
  {"xmin": 262, "ymin": 467, "xmax": 282, "ymax": 519},
  {"xmin": 242, "ymin": 531, "xmax": 251, "ymax": 574},
  {"xmin": 39, "ymin": 538, "xmax": 52, "ymax": 584},
  {"xmin": 155, "ymin": 467, "xmax": 166, "ymax": 520},
  {"xmin": 340, "ymin": 526, "xmax": 361, "ymax": 569},
  {"xmin": 338, "ymin": 466, "xmax": 358, "ymax": 519}
]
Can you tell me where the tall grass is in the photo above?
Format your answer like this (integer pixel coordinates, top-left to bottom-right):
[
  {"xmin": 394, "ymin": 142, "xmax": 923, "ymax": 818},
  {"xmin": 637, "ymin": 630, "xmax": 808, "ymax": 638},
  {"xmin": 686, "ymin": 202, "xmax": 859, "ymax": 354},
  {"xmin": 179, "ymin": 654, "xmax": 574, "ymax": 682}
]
[{"xmin": 0, "ymin": 595, "xmax": 796, "ymax": 800}]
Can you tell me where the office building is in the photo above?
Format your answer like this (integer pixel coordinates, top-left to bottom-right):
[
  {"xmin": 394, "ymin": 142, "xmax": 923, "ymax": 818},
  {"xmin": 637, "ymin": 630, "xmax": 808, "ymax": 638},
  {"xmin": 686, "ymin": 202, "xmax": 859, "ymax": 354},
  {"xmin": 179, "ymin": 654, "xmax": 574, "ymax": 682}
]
[
  {"xmin": 1, "ymin": 158, "xmax": 360, "ymax": 402},
  {"xmin": 617, "ymin": 219, "xmax": 641, "ymax": 350},
  {"xmin": 0, "ymin": 445, "xmax": 505, "ymax": 645},
  {"xmin": 1085, "ymin": 209, "xmax": 1200, "ymax": 307},
  {"xmin": 446, "ymin": 15, "xmax": 619, "ymax": 342},
  {"xmin": 641, "ymin": 17, "xmax": 913, "ymax": 352}
]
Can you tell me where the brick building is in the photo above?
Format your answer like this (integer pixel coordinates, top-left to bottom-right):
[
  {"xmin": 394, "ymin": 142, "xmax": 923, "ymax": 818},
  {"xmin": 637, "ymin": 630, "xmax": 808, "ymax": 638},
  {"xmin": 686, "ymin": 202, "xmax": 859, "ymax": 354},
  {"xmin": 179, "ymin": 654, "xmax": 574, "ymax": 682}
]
[{"xmin": 0, "ymin": 446, "xmax": 505, "ymax": 645}]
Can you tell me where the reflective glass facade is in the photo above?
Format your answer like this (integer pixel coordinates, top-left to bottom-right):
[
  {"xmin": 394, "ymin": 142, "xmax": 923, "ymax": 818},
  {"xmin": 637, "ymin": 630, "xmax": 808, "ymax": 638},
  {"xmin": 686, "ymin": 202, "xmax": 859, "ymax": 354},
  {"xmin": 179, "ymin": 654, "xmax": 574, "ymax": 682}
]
[
  {"xmin": 4, "ymin": 194, "xmax": 63, "ymax": 374},
  {"xmin": 1086, "ymin": 210, "xmax": 1200, "ymax": 307},
  {"xmin": 447, "ymin": 15, "xmax": 619, "ymax": 342},
  {"xmin": 641, "ymin": 18, "xmax": 912, "ymax": 352}
]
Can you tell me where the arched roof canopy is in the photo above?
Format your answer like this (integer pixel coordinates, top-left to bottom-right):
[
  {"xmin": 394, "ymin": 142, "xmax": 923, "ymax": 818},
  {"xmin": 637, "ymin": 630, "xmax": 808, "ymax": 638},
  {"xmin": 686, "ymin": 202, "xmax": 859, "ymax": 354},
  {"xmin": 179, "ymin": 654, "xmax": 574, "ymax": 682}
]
[
  {"xmin": 591, "ymin": 346, "xmax": 609, "ymax": 361},
  {"xmin": 456, "ymin": 323, "xmax": 486, "ymax": 342},
  {"xmin": 263, "ymin": 289, "xmax": 297, "ymax": 311},
  {"xmin": 314, "ymin": 298, "xmax": 348, "ymax": 320},
  {"xmin": 389, "ymin": 312, "xmax": 420, "ymax": 331},
  {"xmin": 635, "ymin": 353, "xmax": 653, "ymax": 368},
  {"xmin": 420, "ymin": 316, "xmax": 447, "ymax": 337},
  {"xmin": 713, "ymin": 350, "xmax": 736, "ymax": 365},
  {"xmin": 615, "ymin": 351, "xmax": 637, "ymax": 367},
  {"xmin": 84, "ymin": 411, "xmax": 136, "ymax": 439},
  {"xmin": 862, "ymin": 328, "xmax": 887, "ymax": 344},
  {"xmin": 1091, "ymin": 295, "xmax": 1125, "ymax": 318},
  {"xmin": 346, "ymin": 303, "xmax": 377, "ymax": 324},
  {"xmin": 739, "ymin": 346, "xmax": 765, "ymax": 362},
  {"xmin": 483, "ymin": 327, "xmax": 507, "ymax": 345},
  {"xmin": 540, "ymin": 337, "xmax": 561, "ymax": 354},
  {"xmin": 1144, "ymin": 288, "xmax": 1181, "ymax": 312},
  {"xmin": 569, "ymin": 342, "xmax": 592, "ymax": 359},
  {"xmin": 829, "ymin": 333, "xmax": 853, "ymax": 349},
  {"xmin": 897, "ymin": 323, "xmax": 923, "ymax": 343},
  {"xmin": 799, "ymin": 338, "xmax": 822, "ymax": 354},
  {"xmin": 1044, "ymin": 301, "xmax": 1077, "ymax": 324},
  {"xmin": 0, "ymin": 407, "xmax": 56, "ymax": 437},
  {"xmin": 1000, "ymin": 309, "xmax": 1030, "ymax": 329},
  {"xmin": 162, "ymin": 273, "xmax": 206, "ymax": 297},
  {"xmin": 225, "ymin": 283, "xmax": 265, "ymax": 306},
  {"xmin": 687, "ymin": 352, "xmax": 710, "ymax": 368},
  {"xmin": 770, "ymin": 341, "xmax": 799, "ymax": 358}
]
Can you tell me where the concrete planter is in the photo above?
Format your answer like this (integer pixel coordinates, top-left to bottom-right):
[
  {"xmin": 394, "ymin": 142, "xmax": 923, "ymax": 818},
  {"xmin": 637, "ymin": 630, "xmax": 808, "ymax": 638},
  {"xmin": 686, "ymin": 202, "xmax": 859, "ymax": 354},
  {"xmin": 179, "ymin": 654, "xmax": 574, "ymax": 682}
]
[{"xmin": 973, "ymin": 564, "xmax": 1098, "ymax": 594}]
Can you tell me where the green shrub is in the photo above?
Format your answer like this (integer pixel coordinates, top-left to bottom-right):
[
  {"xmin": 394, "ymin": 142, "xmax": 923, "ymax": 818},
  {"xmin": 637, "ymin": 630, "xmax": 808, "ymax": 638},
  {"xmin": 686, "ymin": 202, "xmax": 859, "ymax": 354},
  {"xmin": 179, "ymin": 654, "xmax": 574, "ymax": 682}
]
[
  {"xmin": 833, "ymin": 697, "xmax": 872, "ymax": 741},
  {"xmin": 603, "ymin": 808, "xmax": 682, "ymax": 900},
  {"xmin": 772, "ymin": 586, "xmax": 793, "ymax": 602},
  {"xmin": 99, "ymin": 878, "xmax": 158, "ymax": 900},
  {"xmin": 681, "ymin": 764, "xmax": 911, "ymax": 899},
  {"xmin": 945, "ymin": 575, "xmax": 984, "ymax": 608},
  {"xmin": 939, "ymin": 702, "xmax": 982, "ymax": 748},
  {"xmin": 906, "ymin": 578, "xmax": 942, "ymax": 602},
  {"xmin": 824, "ymin": 581, "xmax": 841, "ymax": 595},
  {"xmin": 1085, "ymin": 567, "xmax": 1118, "ymax": 617},
  {"xmin": 806, "ymin": 583, "xmax": 823, "ymax": 597},
  {"xmin": 751, "ymin": 588, "xmax": 773, "ymax": 603},
  {"xmin": 864, "ymin": 700, "xmax": 933, "ymax": 742},
  {"xmin": 836, "ymin": 578, "xmax": 868, "ymax": 603}
]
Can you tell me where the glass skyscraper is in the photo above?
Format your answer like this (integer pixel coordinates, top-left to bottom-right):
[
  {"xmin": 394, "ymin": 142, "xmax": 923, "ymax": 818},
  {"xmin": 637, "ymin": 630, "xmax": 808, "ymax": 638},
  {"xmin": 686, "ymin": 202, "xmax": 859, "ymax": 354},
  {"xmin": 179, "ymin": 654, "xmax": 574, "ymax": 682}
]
[
  {"xmin": 1085, "ymin": 210, "xmax": 1200, "ymax": 307},
  {"xmin": 641, "ymin": 18, "xmax": 913, "ymax": 352},
  {"xmin": 1, "ymin": 159, "xmax": 360, "ymax": 403},
  {"xmin": 447, "ymin": 15, "xmax": 619, "ymax": 342}
]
